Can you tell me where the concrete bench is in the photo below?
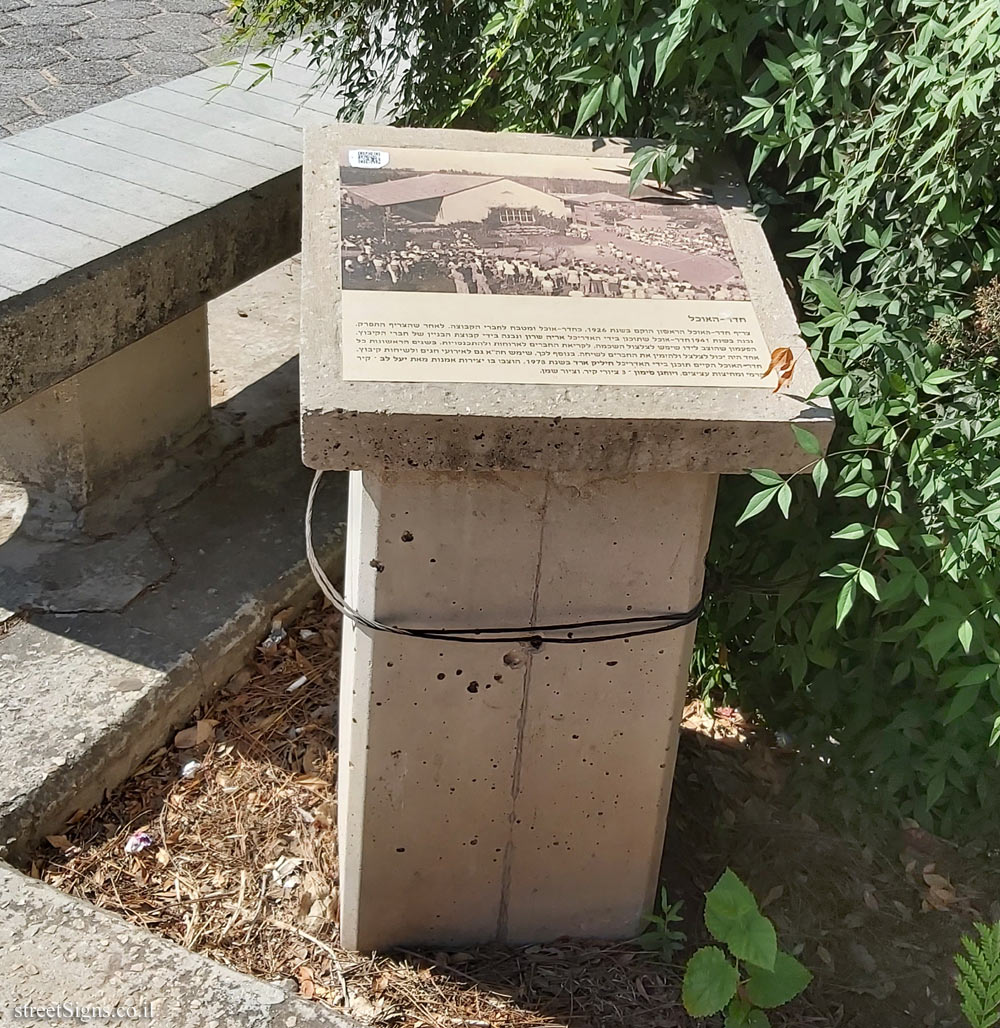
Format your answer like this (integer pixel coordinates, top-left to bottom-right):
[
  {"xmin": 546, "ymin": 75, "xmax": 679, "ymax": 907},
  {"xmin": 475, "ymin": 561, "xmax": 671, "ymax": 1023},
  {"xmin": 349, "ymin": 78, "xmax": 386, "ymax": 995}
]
[{"xmin": 0, "ymin": 48, "xmax": 359, "ymax": 521}]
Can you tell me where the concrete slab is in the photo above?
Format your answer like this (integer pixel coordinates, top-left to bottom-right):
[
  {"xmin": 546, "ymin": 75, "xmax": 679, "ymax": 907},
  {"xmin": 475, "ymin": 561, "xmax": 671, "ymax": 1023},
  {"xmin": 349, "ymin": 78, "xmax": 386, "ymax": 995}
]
[{"xmin": 0, "ymin": 862, "xmax": 358, "ymax": 1028}]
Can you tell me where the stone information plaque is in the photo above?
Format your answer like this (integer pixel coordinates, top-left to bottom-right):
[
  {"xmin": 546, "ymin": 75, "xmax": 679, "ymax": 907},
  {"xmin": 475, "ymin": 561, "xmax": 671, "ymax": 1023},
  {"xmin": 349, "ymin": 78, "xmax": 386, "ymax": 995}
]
[{"xmin": 337, "ymin": 147, "xmax": 776, "ymax": 387}]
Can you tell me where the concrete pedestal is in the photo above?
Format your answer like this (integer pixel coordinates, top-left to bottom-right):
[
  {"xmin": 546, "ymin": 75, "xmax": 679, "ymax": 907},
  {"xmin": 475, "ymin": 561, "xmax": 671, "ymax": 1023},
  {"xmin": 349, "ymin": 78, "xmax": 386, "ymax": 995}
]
[
  {"xmin": 338, "ymin": 467, "xmax": 716, "ymax": 950},
  {"xmin": 0, "ymin": 307, "xmax": 210, "ymax": 515}
]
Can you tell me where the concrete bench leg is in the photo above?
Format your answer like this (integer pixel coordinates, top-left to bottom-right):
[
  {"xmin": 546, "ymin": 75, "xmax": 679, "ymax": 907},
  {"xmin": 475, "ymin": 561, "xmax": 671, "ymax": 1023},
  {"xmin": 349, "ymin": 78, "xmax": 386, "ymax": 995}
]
[
  {"xmin": 338, "ymin": 466, "xmax": 717, "ymax": 951},
  {"xmin": 0, "ymin": 308, "xmax": 210, "ymax": 523}
]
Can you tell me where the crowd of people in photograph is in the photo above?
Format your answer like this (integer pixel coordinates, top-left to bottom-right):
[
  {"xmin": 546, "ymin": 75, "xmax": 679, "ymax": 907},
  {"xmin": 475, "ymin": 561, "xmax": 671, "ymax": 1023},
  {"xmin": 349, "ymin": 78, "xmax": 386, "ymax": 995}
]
[
  {"xmin": 341, "ymin": 226, "xmax": 747, "ymax": 301},
  {"xmin": 613, "ymin": 219, "xmax": 736, "ymax": 263}
]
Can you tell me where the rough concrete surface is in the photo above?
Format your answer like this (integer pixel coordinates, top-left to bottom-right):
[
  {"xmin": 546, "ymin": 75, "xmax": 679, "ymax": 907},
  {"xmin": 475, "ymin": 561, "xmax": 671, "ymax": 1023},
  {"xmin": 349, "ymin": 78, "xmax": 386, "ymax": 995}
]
[
  {"xmin": 0, "ymin": 0, "xmax": 226, "ymax": 137},
  {"xmin": 0, "ymin": 863, "xmax": 357, "ymax": 1027}
]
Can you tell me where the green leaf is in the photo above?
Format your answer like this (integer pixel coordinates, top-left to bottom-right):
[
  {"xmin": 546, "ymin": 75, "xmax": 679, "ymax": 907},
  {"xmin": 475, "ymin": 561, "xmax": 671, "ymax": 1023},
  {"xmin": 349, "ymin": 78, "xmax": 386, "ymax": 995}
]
[
  {"xmin": 858, "ymin": 569, "xmax": 880, "ymax": 600},
  {"xmin": 943, "ymin": 685, "xmax": 982, "ymax": 725},
  {"xmin": 802, "ymin": 277, "xmax": 843, "ymax": 311},
  {"xmin": 558, "ymin": 65, "xmax": 606, "ymax": 84},
  {"xmin": 726, "ymin": 999, "xmax": 771, "ymax": 1028},
  {"xmin": 875, "ymin": 528, "xmax": 899, "ymax": 550},
  {"xmin": 607, "ymin": 73, "xmax": 625, "ymax": 120},
  {"xmin": 812, "ymin": 458, "xmax": 829, "ymax": 496},
  {"xmin": 682, "ymin": 947, "xmax": 739, "ymax": 1017},
  {"xmin": 628, "ymin": 148, "xmax": 657, "ymax": 194},
  {"xmin": 836, "ymin": 579, "xmax": 857, "ymax": 628},
  {"xmin": 572, "ymin": 82, "xmax": 604, "ymax": 135},
  {"xmin": 763, "ymin": 58, "xmax": 792, "ymax": 84},
  {"xmin": 777, "ymin": 482, "xmax": 793, "ymax": 518},
  {"xmin": 791, "ymin": 424, "xmax": 822, "ymax": 456},
  {"xmin": 725, "ymin": 996, "xmax": 753, "ymax": 1027},
  {"xmin": 750, "ymin": 469, "xmax": 784, "ymax": 486},
  {"xmin": 736, "ymin": 486, "xmax": 780, "ymax": 526},
  {"xmin": 745, "ymin": 950, "xmax": 813, "ymax": 1008},
  {"xmin": 831, "ymin": 523, "xmax": 867, "ymax": 540},
  {"xmin": 704, "ymin": 869, "xmax": 777, "ymax": 970},
  {"xmin": 958, "ymin": 620, "xmax": 974, "ymax": 654},
  {"xmin": 989, "ymin": 715, "xmax": 1000, "ymax": 748},
  {"xmin": 627, "ymin": 40, "xmax": 644, "ymax": 94},
  {"xmin": 482, "ymin": 11, "xmax": 505, "ymax": 34},
  {"xmin": 978, "ymin": 466, "xmax": 1000, "ymax": 491}
]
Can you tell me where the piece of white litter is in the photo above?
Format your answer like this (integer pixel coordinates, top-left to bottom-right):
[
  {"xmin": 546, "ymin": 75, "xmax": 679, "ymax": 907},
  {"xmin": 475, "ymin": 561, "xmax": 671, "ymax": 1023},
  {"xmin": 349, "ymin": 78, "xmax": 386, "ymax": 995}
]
[
  {"xmin": 124, "ymin": 831, "xmax": 153, "ymax": 854},
  {"xmin": 270, "ymin": 855, "xmax": 303, "ymax": 887},
  {"xmin": 287, "ymin": 675, "xmax": 308, "ymax": 693},
  {"xmin": 180, "ymin": 760, "xmax": 202, "ymax": 779},
  {"xmin": 299, "ymin": 629, "xmax": 317, "ymax": 640}
]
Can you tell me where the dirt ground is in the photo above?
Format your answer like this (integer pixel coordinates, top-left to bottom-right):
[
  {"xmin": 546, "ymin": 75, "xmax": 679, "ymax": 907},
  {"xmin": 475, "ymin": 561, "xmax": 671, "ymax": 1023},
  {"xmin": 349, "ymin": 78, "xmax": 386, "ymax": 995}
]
[{"xmin": 27, "ymin": 600, "xmax": 995, "ymax": 1027}]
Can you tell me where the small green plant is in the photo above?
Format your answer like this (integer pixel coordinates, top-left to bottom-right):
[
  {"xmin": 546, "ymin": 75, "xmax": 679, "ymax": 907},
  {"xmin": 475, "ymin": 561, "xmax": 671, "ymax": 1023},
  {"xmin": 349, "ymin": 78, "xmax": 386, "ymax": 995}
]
[
  {"xmin": 637, "ymin": 885, "xmax": 686, "ymax": 960},
  {"xmin": 682, "ymin": 870, "xmax": 811, "ymax": 1026},
  {"xmin": 956, "ymin": 922, "xmax": 1000, "ymax": 1028}
]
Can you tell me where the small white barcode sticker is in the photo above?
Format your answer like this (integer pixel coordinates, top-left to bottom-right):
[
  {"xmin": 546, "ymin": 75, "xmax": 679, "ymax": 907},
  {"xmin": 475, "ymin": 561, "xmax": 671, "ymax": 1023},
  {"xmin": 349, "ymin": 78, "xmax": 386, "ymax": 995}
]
[{"xmin": 348, "ymin": 149, "xmax": 390, "ymax": 169}]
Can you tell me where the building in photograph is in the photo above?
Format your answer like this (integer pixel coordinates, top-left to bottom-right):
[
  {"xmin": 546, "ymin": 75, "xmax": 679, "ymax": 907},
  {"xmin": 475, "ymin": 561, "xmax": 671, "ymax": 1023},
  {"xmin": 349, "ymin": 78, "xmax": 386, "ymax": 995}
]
[{"xmin": 343, "ymin": 173, "xmax": 570, "ymax": 226}]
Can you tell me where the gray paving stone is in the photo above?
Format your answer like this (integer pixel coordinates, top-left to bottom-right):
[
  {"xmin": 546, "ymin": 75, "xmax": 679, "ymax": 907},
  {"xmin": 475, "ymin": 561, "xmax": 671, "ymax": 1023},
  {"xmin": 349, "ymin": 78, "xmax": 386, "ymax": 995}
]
[
  {"xmin": 29, "ymin": 81, "xmax": 136, "ymax": 115},
  {"xmin": 155, "ymin": 0, "xmax": 223, "ymax": 9},
  {"xmin": 0, "ymin": 0, "xmax": 30, "ymax": 10},
  {"xmin": 82, "ymin": 0, "xmax": 158, "ymax": 15},
  {"xmin": 0, "ymin": 11, "xmax": 14, "ymax": 26},
  {"xmin": 0, "ymin": 98, "xmax": 32, "ymax": 124},
  {"xmin": 146, "ymin": 9, "xmax": 215, "ymax": 32},
  {"xmin": 48, "ymin": 56, "xmax": 132, "ymax": 83},
  {"xmin": 126, "ymin": 48, "xmax": 202, "ymax": 75},
  {"xmin": 3, "ymin": 113, "xmax": 50, "ymax": 132},
  {"xmin": 0, "ymin": 68, "xmax": 48, "ymax": 98},
  {"xmin": 1, "ymin": 45, "xmax": 69, "ymax": 68},
  {"xmin": 62, "ymin": 35, "xmax": 141, "ymax": 58},
  {"xmin": 0, "ymin": 23, "xmax": 77, "ymax": 45},
  {"xmin": 135, "ymin": 27, "xmax": 212, "ymax": 51},
  {"xmin": 7, "ymin": 3, "xmax": 89, "ymax": 22},
  {"xmin": 75, "ymin": 15, "xmax": 151, "ymax": 36}
]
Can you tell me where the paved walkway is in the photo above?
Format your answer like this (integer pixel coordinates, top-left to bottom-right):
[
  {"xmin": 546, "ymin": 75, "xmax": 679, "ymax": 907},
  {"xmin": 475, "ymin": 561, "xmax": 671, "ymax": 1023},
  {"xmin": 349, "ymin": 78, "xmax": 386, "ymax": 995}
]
[{"xmin": 0, "ymin": 0, "xmax": 226, "ymax": 136}]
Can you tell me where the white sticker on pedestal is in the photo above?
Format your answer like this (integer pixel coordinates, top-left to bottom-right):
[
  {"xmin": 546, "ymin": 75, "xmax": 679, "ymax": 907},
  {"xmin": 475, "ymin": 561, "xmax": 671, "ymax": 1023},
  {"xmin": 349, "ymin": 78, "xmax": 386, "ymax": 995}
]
[{"xmin": 348, "ymin": 149, "xmax": 390, "ymax": 169}]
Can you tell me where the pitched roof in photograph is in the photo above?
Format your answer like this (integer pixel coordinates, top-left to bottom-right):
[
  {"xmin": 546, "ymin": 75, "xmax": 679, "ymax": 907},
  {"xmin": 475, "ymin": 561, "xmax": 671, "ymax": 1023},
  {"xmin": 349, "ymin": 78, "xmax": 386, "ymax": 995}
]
[
  {"xmin": 555, "ymin": 191, "xmax": 633, "ymax": 204},
  {"xmin": 343, "ymin": 173, "xmax": 506, "ymax": 207}
]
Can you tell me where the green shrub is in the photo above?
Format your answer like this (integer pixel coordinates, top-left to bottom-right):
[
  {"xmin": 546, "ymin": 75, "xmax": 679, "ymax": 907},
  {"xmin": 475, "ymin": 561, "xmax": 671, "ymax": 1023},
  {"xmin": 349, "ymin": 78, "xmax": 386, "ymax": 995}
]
[{"xmin": 229, "ymin": 0, "xmax": 1000, "ymax": 834}]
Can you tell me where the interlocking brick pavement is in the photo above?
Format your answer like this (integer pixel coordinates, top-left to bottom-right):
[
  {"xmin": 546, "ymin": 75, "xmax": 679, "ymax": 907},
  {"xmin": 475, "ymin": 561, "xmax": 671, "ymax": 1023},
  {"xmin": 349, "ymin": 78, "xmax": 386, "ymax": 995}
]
[{"xmin": 0, "ymin": 0, "xmax": 226, "ymax": 135}]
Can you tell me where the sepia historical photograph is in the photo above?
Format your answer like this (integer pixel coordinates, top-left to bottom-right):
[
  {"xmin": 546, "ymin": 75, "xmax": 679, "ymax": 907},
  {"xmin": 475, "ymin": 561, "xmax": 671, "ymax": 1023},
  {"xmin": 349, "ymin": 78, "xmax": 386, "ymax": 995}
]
[{"xmin": 339, "ymin": 166, "xmax": 749, "ymax": 301}]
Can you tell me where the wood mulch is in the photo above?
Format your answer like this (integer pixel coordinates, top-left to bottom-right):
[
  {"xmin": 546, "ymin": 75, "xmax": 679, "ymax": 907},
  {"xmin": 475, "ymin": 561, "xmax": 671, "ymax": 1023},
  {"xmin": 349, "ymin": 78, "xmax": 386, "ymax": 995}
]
[{"xmin": 26, "ymin": 600, "xmax": 994, "ymax": 1027}]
